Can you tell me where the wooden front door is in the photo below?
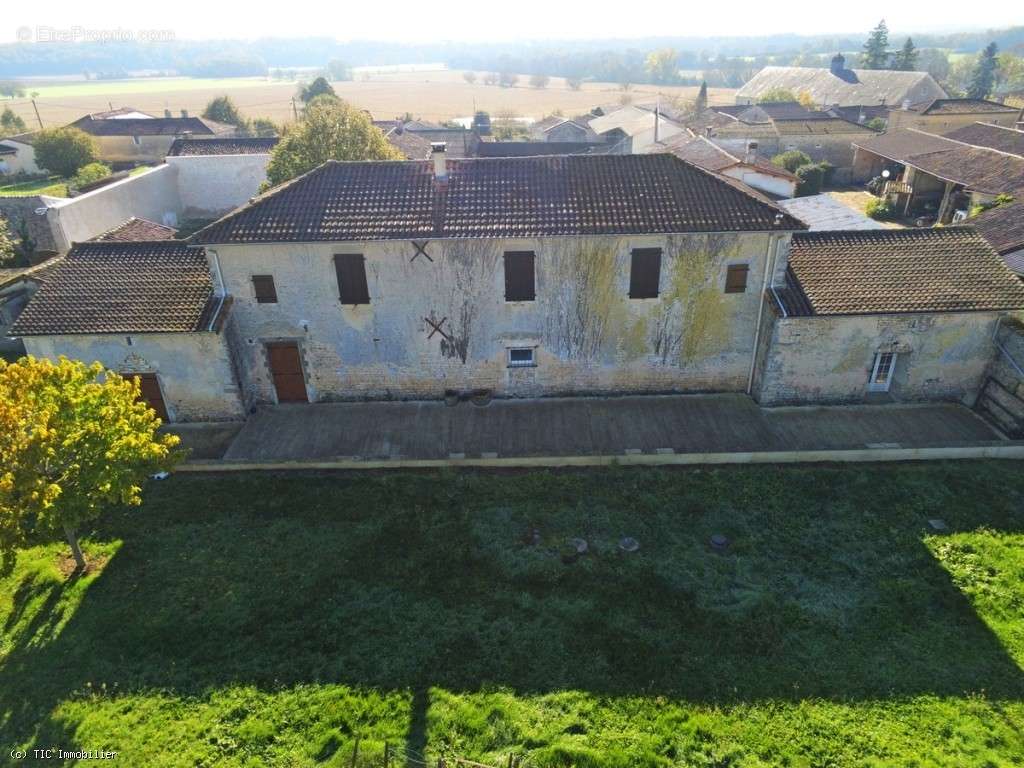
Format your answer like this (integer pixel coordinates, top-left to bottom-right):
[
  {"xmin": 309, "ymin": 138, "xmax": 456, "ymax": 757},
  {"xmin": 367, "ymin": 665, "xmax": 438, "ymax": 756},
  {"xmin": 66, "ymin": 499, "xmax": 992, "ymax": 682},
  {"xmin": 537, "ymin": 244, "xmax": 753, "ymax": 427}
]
[
  {"xmin": 132, "ymin": 373, "xmax": 170, "ymax": 422},
  {"xmin": 267, "ymin": 342, "xmax": 308, "ymax": 403}
]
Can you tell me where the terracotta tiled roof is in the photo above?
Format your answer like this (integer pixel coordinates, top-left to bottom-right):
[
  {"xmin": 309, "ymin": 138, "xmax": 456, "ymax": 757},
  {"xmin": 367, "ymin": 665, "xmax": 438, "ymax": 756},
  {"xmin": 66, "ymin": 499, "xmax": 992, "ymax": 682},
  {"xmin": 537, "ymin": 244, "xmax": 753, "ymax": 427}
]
[
  {"xmin": 943, "ymin": 123, "xmax": 1024, "ymax": 157},
  {"xmin": 0, "ymin": 255, "xmax": 64, "ymax": 289},
  {"xmin": 653, "ymin": 135, "xmax": 799, "ymax": 180},
  {"xmin": 916, "ymin": 99, "xmax": 1018, "ymax": 115},
  {"xmin": 785, "ymin": 227, "xmax": 1024, "ymax": 316},
  {"xmin": 91, "ymin": 217, "xmax": 179, "ymax": 242},
  {"xmin": 854, "ymin": 128, "xmax": 1024, "ymax": 195},
  {"xmin": 192, "ymin": 154, "xmax": 805, "ymax": 245},
  {"xmin": 383, "ymin": 128, "xmax": 432, "ymax": 160},
  {"xmin": 476, "ymin": 142, "xmax": 603, "ymax": 157},
  {"xmin": 11, "ymin": 241, "xmax": 217, "ymax": 335},
  {"xmin": 398, "ymin": 128, "xmax": 479, "ymax": 158},
  {"xmin": 972, "ymin": 203, "xmax": 1024, "ymax": 257},
  {"xmin": 70, "ymin": 116, "xmax": 230, "ymax": 137},
  {"xmin": 167, "ymin": 137, "xmax": 278, "ymax": 156},
  {"xmin": 736, "ymin": 66, "xmax": 945, "ymax": 108}
]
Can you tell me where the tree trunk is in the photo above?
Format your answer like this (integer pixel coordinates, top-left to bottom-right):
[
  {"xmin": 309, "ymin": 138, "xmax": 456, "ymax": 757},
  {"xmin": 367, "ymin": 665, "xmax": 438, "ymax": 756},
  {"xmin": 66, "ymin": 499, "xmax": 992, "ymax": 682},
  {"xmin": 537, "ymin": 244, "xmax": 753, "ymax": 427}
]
[{"xmin": 64, "ymin": 525, "xmax": 86, "ymax": 571}]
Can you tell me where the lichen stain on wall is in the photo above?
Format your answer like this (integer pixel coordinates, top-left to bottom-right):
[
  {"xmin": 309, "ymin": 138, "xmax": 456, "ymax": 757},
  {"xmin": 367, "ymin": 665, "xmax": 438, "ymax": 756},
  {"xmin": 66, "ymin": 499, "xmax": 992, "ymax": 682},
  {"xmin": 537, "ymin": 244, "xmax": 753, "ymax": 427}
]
[
  {"xmin": 934, "ymin": 323, "xmax": 974, "ymax": 362},
  {"xmin": 655, "ymin": 234, "xmax": 734, "ymax": 365},
  {"xmin": 544, "ymin": 239, "xmax": 628, "ymax": 360},
  {"xmin": 831, "ymin": 331, "xmax": 872, "ymax": 374},
  {"xmin": 433, "ymin": 240, "xmax": 501, "ymax": 363}
]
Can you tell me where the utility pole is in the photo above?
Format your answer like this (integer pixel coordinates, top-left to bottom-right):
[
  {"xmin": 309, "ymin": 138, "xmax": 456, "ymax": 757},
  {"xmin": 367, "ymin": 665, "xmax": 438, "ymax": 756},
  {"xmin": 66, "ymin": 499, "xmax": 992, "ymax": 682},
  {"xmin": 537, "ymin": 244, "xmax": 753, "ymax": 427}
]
[
  {"xmin": 31, "ymin": 99, "xmax": 43, "ymax": 130},
  {"xmin": 291, "ymin": 98, "xmax": 299, "ymax": 122}
]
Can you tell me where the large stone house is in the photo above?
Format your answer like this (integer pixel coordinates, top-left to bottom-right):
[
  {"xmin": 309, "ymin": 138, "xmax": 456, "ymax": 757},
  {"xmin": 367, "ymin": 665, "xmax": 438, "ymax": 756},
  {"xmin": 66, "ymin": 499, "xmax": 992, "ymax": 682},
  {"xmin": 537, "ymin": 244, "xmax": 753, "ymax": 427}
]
[
  {"xmin": 11, "ymin": 150, "xmax": 1024, "ymax": 420},
  {"xmin": 736, "ymin": 54, "xmax": 946, "ymax": 107}
]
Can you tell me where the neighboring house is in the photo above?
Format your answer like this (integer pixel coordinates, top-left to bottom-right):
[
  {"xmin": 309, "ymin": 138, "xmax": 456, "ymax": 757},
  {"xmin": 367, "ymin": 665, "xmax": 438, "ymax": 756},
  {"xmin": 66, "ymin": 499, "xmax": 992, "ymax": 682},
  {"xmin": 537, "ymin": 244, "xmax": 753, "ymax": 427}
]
[
  {"xmin": 760, "ymin": 228, "xmax": 1024, "ymax": 404},
  {"xmin": 166, "ymin": 137, "xmax": 278, "ymax": 219},
  {"xmin": 971, "ymin": 203, "xmax": 1024, "ymax": 276},
  {"xmin": 776, "ymin": 195, "xmax": 886, "ymax": 231},
  {"xmin": 691, "ymin": 102, "xmax": 878, "ymax": 178},
  {"xmin": 649, "ymin": 134, "xmax": 799, "ymax": 198},
  {"xmin": 588, "ymin": 106, "xmax": 686, "ymax": 153},
  {"xmin": 400, "ymin": 127, "xmax": 481, "ymax": 158},
  {"xmin": 381, "ymin": 128, "xmax": 433, "ymax": 160},
  {"xmin": 826, "ymin": 104, "xmax": 891, "ymax": 127},
  {"xmin": 84, "ymin": 106, "xmax": 157, "ymax": 120},
  {"xmin": 852, "ymin": 125, "xmax": 1024, "ymax": 222},
  {"xmin": 12, "ymin": 240, "xmax": 244, "ymax": 421},
  {"xmin": 69, "ymin": 114, "xmax": 236, "ymax": 165},
  {"xmin": 0, "ymin": 133, "xmax": 41, "ymax": 176},
  {"xmin": 530, "ymin": 116, "xmax": 599, "ymax": 143},
  {"xmin": 887, "ymin": 99, "xmax": 1021, "ymax": 133},
  {"xmin": 0, "ymin": 256, "xmax": 63, "ymax": 355},
  {"xmin": 736, "ymin": 54, "xmax": 947, "ymax": 107}
]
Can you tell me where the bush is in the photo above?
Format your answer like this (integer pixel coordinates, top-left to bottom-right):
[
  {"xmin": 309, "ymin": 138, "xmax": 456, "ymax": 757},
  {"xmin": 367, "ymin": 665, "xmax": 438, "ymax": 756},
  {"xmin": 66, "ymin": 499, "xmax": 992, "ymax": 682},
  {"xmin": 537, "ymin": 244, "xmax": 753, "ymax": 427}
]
[
  {"xmin": 866, "ymin": 197, "xmax": 895, "ymax": 220},
  {"xmin": 33, "ymin": 127, "xmax": 98, "ymax": 178},
  {"xmin": 71, "ymin": 162, "xmax": 112, "ymax": 189},
  {"xmin": 866, "ymin": 175, "xmax": 885, "ymax": 195},
  {"xmin": 817, "ymin": 160, "xmax": 836, "ymax": 187},
  {"xmin": 772, "ymin": 150, "xmax": 812, "ymax": 173},
  {"xmin": 566, "ymin": 77, "xmax": 583, "ymax": 90},
  {"xmin": 795, "ymin": 164, "xmax": 824, "ymax": 197},
  {"xmin": 529, "ymin": 74, "xmax": 550, "ymax": 89}
]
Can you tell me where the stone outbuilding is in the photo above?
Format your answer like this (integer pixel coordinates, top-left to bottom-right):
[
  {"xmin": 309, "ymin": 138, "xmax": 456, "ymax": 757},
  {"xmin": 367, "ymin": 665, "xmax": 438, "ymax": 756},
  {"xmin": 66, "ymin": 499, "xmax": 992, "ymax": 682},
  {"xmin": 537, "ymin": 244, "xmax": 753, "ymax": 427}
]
[
  {"xmin": 758, "ymin": 228, "xmax": 1024, "ymax": 405},
  {"xmin": 11, "ymin": 239, "xmax": 244, "ymax": 422}
]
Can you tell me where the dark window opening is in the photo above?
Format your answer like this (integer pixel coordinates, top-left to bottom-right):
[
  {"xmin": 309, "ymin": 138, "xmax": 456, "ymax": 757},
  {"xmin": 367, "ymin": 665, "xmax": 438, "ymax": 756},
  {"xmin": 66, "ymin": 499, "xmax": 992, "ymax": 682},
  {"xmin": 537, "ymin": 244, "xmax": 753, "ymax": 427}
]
[
  {"xmin": 334, "ymin": 254, "xmax": 370, "ymax": 305},
  {"xmin": 629, "ymin": 248, "xmax": 662, "ymax": 299},
  {"xmin": 725, "ymin": 264, "xmax": 749, "ymax": 294},
  {"xmin": 504, "ymin": 251, "xmax": 536, "ymax": 301},
  {"xmin": 508, "ymin": 347, "xmax": 536, "ymax": 367},
  {"xmin": 252, "ymin": 275, "xmax": 278, "ymax": 303}
]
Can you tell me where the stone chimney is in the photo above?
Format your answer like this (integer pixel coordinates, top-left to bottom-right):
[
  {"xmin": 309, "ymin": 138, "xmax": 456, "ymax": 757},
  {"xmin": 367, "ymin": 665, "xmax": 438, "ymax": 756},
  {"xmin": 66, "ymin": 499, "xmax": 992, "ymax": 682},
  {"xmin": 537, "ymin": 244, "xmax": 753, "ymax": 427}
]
[
  {"xmin": 431, "ymin": 142, "xmax": 447, "ymax": 181},
  {"xmin": 164, "ymin": 108, "xmax": 172, "ymax": 118},
  {"xmin": 830, "ymin": 53, "xmax": 845, "ymax": 76},
  {"xmin": 744, "ymin": 140, "xmax": 758, "ymax": 165},
  {"xmin": 181, "ymin": 109, "xmax": 188, "ymax": 118}
]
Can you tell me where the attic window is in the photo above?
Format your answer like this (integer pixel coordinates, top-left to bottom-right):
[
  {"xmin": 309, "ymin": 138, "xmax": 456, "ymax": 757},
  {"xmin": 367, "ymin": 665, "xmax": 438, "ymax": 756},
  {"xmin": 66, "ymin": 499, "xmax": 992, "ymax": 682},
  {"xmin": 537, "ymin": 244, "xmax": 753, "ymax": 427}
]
[
  {"xmin": 334, "ymin": 254, "xmax": 370, "ymax": 305},
  {"xmin": 725, "ymin": 264, "xmax": 749, "ymax": 294},
  {"xmin": 629, "ymin": 248, "xmax": 662, "ymax": 299},
  {"xmin": 252, "ymin": 275, "xmax": 278, "ymax": 303},
  {"xmin": 504, "ymin": 251, "xmax": 536, "ymax": 302}
]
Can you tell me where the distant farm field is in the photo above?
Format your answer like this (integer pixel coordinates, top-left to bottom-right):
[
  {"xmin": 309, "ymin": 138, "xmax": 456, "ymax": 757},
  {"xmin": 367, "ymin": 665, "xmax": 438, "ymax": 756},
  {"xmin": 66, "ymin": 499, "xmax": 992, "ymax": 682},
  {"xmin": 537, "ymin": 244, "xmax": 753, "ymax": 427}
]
[{"xmin": 4, "ymin": 70, "xmax": 736, "ymax": 128}]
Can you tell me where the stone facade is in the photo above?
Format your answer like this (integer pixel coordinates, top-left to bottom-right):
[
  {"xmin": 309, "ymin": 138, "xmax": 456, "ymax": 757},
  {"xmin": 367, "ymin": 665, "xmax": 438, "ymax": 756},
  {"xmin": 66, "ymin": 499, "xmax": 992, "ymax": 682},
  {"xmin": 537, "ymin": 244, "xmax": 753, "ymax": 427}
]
[
  {"xmin": 22, "ymin": 330, "xmax": 244, "ymax": 422},
  {"xmin": 211, "ymin": 232, "xmax": 783, "ymax": 406},
  {"xmin": 756, "ymin": 306, "xmax": 1005, "ymax": 406}
]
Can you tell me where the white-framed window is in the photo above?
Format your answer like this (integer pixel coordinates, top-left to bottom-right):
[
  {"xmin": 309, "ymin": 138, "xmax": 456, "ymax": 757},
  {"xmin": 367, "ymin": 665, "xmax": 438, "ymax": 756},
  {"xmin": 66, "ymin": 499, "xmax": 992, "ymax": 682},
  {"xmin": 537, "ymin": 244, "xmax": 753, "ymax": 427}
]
[
  {"xmin": 868, "ymin": 351, "xmax": 896, "ymax": 392},
  {"xmin": 507, "ymin": 347, "xmax": 536, "ymax": 368},
  {"xmin": 131, "ymin": 135, "xmax": 142, "ymax": 146}
]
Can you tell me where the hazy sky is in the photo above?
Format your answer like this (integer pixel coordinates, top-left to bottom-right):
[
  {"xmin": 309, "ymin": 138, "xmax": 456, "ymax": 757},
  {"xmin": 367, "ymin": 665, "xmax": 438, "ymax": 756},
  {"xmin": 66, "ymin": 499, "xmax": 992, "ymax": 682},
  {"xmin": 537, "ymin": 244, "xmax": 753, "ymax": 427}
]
[{"xmin": 9, "ymin": 0, "xmax": 1020, "ymax": 43}]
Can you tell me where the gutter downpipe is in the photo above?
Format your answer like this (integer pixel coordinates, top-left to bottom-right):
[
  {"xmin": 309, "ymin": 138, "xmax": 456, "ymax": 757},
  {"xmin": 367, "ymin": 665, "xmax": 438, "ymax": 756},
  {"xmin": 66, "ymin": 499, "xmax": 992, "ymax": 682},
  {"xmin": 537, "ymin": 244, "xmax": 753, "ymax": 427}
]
[
  {"xmin": 207, "ymin": 248, "xmax": 227, "ymax": 332},
  {"xmin": 747, "ymin": 232, "xmax": 779, "ymax": 395}
]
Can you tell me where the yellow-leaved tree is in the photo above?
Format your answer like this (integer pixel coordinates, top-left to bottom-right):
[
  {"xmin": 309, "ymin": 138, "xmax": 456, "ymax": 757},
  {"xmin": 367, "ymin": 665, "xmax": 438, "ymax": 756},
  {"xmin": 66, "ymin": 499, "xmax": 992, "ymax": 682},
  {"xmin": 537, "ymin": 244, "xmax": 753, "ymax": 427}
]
[{"xmin": 0, "ymin": 357, "xmax": 182, "ymax": 573}]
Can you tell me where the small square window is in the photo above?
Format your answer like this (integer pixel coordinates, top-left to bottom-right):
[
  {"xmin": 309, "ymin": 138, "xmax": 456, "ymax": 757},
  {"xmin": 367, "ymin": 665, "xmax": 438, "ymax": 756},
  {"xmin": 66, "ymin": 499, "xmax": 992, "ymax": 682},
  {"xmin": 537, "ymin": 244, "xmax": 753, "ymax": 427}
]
[
  {"xmin": 725, "ymin": 264, "xmax": 749, "ymax": 294},
  {"xmin": 252, "ymin": 275, "xmax": 278, "ymax": 303},
  {"xmin": 507, "ymin": 348, "xmax": 536, "ymax": 368}
]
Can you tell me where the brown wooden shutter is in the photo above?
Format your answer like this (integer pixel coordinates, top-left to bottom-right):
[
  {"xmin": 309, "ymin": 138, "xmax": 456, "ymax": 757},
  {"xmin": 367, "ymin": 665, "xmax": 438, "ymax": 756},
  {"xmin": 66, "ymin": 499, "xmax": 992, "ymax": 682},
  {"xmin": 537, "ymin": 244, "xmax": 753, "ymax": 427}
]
[
  {"xmin": 334, "ymin": 254, "xmax": 370, "ymax": 305},
  {"xmin": 252, "ymin": 275, "xmax": 278, "ymax": 303},
  {"xmin": 504, "ymin": 251, "xmax": 535, "ymax": 301},
  {"xmin": 629, "ymin": 248, "xmax": 661, "ymax": 299},
  {"xmin": 725, "ymin": 264, "xmax": 749, "ymax": 294},
  {"xmin": 131, "ymin": 373, "xmax": 170, "ymax": 422}
]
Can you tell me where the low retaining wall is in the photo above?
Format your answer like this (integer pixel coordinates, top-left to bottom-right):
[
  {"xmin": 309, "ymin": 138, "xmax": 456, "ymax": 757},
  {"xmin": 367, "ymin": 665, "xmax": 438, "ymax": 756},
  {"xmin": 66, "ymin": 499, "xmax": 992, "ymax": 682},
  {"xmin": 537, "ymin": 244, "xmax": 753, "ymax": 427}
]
[{"xmin": 178, "ymin": 442, "xmax": 1024, "ymax": 472}]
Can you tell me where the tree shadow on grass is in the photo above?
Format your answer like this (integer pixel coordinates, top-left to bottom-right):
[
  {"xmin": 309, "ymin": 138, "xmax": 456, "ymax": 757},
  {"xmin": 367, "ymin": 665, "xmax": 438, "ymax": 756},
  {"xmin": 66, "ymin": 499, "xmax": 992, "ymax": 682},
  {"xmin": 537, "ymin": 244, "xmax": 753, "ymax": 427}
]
[{"xmin": 2, "ymin": 462, "xmax": 1024, "ymax": 758}]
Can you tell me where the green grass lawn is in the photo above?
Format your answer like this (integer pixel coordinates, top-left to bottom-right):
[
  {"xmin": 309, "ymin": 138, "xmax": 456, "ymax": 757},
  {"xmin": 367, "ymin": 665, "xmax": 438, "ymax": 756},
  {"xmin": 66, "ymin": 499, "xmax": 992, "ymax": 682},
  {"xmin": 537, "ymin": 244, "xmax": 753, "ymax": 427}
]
[
  {"xmin": 2, "ymin": 462, "xmax": 1024, "ymax": 767},
  {"xmin": 0, "ymin": 176, "xmax": 68, "ymax": 197}
]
